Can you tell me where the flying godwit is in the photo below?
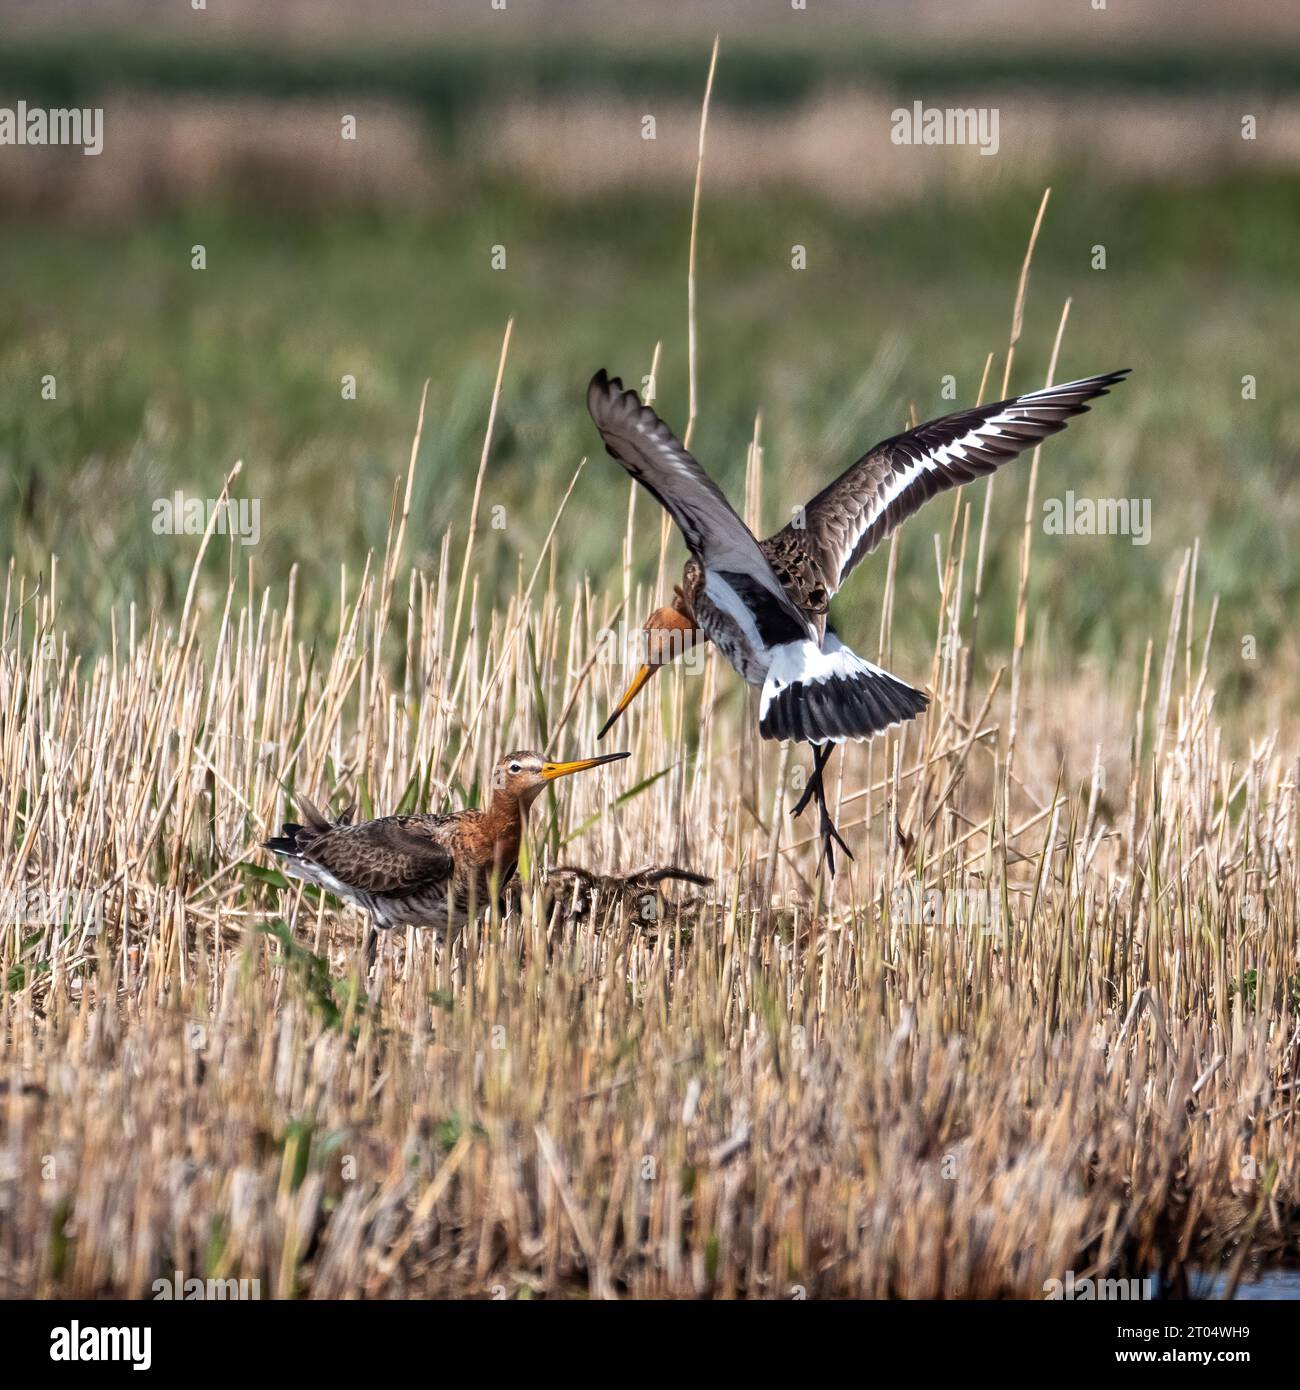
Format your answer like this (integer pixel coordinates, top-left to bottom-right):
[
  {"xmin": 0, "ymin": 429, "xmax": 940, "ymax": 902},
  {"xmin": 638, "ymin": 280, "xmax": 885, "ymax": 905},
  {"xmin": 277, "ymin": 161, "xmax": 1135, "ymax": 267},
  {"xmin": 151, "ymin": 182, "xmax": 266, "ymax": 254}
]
[
  {"xmin": 588, "ymin": 367, "xmax": 1129, "ymax": 870},
  {"xmin": 264, "ymin": 750, "xmax": 630, "ymax": 957}
]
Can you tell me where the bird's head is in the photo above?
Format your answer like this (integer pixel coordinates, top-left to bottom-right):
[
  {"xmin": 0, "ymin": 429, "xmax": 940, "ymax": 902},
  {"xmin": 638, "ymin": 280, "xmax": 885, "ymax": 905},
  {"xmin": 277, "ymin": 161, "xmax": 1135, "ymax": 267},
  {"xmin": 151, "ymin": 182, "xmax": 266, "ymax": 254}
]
[
  {"xmin": 492, "ymin": 749, "xmax": 630, "ymax": 806},
  {"xmin": 597, "ymin": 592, "xmax": 703, "ymax": 740}
]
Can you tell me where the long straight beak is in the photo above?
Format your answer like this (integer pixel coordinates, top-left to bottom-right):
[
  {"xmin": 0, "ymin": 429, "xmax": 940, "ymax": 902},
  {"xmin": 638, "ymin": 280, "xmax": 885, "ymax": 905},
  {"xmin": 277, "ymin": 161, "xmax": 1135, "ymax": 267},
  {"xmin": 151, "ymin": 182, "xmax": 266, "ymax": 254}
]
[
  {"xmin": 597, "ymin": 665, "xmax": 657, "ymax": 740},
  {"xmin": 541, "ymin": 750, "xmax": 630, "ymax": 781}
]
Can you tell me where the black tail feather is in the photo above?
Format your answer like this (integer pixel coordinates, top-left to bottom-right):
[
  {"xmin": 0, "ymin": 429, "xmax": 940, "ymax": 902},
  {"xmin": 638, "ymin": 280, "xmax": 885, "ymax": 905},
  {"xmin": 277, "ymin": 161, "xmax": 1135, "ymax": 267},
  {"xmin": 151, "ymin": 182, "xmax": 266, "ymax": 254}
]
[
  {"xmin": 263, "ymin": 820, "xmax": 314, "ymax": 857},
  {"xmin": 264, "ymin": 796, "xmax": 338, "ymax": 858},
  {"xmin": 762, "ymin": 666, "xmax": 928, "ymax": 744}
]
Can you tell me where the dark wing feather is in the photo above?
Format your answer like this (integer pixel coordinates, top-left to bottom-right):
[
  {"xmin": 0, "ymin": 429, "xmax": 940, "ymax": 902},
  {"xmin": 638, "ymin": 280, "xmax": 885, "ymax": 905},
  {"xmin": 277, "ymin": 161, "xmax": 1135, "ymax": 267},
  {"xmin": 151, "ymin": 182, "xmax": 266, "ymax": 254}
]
[
  {"xmin": 768, "ymin": 369, "xmax": 1130, "ymax": 600},
  {"xmin": 297, "ymin": 816, "xmax": 455, "ymax": 896},
  {"xmin": 587, "ymin": 370, "xmax": 812, "ymax": 634}
]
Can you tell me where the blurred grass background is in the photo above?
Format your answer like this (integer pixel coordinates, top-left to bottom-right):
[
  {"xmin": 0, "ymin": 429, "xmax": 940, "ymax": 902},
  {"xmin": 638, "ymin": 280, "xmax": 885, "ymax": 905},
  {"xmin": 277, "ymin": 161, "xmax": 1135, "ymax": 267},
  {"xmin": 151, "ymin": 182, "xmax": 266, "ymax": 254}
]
[{"xmin": 1, "ymin": 0, "xmax": 1297, "ymax": 705}]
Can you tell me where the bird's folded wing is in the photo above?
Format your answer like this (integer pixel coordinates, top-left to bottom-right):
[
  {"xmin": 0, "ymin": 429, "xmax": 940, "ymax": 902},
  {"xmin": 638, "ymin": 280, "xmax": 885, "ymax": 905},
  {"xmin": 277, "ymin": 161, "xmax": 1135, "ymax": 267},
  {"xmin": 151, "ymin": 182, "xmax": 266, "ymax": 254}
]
[
  {"xmin": 300, "ymin": 816, "xmax": 455, "ymax": 895},
  {"xmin": 772, "ymin": 369, "xmax": 1130, "ymax": 599},
  {"xmin": 588, "ymin": 370, "xmax": 813, "ymax": 635}
]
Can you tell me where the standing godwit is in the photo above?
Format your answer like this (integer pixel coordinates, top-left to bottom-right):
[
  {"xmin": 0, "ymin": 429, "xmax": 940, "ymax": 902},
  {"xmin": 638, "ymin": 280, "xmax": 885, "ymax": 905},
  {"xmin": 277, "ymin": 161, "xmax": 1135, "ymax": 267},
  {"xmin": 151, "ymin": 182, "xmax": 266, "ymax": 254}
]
[
  {"xmin": 264, "ymin": 750, "xmax": 630, "ymax": 956},
  {"xmin": 588, "ymin": 367, "xmax": 1129, "ymax": 869}
]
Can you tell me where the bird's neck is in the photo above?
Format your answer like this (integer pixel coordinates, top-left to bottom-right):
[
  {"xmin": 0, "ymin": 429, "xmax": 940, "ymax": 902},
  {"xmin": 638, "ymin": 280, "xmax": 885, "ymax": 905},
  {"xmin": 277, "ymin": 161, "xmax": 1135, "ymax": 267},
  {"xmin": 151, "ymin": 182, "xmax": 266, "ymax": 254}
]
[{"xmin": 483, "ymin": 789, "xmax": 526, "ymax": 864}]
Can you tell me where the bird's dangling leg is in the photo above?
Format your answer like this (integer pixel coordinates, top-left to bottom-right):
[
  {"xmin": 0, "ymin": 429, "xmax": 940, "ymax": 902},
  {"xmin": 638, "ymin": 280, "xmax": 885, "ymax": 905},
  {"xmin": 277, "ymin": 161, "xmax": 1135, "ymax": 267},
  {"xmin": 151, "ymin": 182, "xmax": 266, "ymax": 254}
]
[
  {"xmin": 790, "ymin": 742, "xmax": 834, "ymax": 820},
  {"xmin": 790, "ymin": 743, "xmax": 852, "ymax": 875},
  {"xmin": 813, "ymin": 777, "xmax": 854, "ymax": 876}
]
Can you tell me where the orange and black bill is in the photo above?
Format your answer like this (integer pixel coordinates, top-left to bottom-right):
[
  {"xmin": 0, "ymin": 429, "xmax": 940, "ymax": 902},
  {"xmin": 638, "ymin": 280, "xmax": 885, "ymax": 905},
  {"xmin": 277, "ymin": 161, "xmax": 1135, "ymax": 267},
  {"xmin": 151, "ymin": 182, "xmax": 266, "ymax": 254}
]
[
  {"xmin": 541, "ymin": 751, "xmax": 631, "ymax": 780},
  {"xmin": 597, "ymin": 665, "xmax": 657, "ymax": 740}
]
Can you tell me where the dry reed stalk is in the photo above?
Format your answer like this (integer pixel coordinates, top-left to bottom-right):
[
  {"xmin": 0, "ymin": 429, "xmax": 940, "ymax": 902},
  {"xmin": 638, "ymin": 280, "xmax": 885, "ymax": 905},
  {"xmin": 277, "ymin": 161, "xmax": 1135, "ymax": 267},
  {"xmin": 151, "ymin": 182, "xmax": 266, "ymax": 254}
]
[
  {"xmin": 1005, "ymin": 297, "xmax": 1073, "ymax": 786},
  {"xmin": 971, "ymin": 186, "xmax": 1051, "ymax": 646},
  {"xmin": 682, "ymin": 34, "xmax": 719, "ymax": 455}
]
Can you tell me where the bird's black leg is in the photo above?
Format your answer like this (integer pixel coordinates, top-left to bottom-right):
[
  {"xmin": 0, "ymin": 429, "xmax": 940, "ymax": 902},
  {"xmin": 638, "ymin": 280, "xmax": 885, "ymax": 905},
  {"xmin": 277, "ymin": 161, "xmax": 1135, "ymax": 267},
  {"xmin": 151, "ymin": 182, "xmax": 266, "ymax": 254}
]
[
  {"xmin": 790, "ymin": 744, "xmax": 853, "ymax": 875},
  {"xmin": 814, "ymin": 773, "xmax": 853, "ymax": 876},
  {"xmin": 790, "ymin": 742, "xmax": 834, "ymax": 820}
]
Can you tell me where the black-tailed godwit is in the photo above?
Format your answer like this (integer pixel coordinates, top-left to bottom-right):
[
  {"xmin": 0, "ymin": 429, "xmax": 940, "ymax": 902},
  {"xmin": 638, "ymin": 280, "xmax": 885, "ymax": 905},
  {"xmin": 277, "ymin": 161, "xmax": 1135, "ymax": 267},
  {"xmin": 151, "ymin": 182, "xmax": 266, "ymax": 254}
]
[
  {"xmin": 588, "ymin": 367, "xmax": 1129, "ymax": 869},
  {"xmin": 264, "ymin": 750, "xmax": 630, "ymax": 956}
]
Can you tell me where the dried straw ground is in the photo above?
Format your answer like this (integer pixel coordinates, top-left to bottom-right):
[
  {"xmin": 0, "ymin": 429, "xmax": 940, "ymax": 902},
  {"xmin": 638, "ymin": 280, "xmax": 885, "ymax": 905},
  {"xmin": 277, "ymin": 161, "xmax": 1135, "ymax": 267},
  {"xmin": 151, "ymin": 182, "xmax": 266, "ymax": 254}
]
[
  {"xmin": 1, "ymin": 384, "xmax": 1296, "ymax": 1296},
  {"xmin": 1, "ymin": 114, "xmax": 1297, "ymax": 1290}
]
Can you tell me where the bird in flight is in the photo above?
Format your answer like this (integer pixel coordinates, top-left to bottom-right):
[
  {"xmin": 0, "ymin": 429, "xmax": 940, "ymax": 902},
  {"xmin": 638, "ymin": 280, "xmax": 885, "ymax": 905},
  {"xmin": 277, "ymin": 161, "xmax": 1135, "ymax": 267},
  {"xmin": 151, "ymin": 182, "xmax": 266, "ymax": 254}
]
[
  {"xmin": 588, "ymin": 366, "xmax": 1129, "ymax": 870},
  {"xmin": 264, "ymin": 749, "xmax": 629, "ymax": 959}
]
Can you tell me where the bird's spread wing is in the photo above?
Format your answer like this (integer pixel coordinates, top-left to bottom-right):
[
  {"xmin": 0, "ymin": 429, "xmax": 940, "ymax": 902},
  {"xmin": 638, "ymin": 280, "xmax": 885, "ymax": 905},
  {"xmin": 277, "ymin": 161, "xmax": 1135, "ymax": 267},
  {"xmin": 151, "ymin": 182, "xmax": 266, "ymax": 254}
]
[
  {"xmin": 298, "ymin": 816, "xmax": 455, "ymax": 896},
  {"xmin": 588, "ymin": 370, "xmax": 813, "ymax": 637},
  {"xmin": 769, "ymin": 369, "xmax": 1130, "ymax": 600}
]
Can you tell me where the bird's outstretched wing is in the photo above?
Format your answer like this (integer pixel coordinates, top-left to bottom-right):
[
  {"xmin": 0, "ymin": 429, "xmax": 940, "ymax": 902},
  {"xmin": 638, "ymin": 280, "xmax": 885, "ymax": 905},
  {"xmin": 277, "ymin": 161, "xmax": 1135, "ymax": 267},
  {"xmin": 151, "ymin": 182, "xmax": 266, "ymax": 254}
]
[
  {"xmin": 279, "ymin": 815, "xmax": 455, "ymax": 896},
  {"xmin": 767, "ymin": 369, "xmax": 1130, "ymax": 602},
  {"xmin": 588, "ymin": 370, "xmax": 812, "ymax": 639}
]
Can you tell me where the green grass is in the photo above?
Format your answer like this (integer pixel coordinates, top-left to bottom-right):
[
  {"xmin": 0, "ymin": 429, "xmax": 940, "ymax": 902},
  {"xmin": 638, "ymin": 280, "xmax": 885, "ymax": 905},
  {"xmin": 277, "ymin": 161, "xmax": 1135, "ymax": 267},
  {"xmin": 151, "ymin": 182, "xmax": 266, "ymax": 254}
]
[
  {"xmin": 2, "ymin": 32, "xmax": 1298, "ymax": 123},
  {"xmin": 3, "ymin": 172, "xmax": 1298, "ymax": 695}
]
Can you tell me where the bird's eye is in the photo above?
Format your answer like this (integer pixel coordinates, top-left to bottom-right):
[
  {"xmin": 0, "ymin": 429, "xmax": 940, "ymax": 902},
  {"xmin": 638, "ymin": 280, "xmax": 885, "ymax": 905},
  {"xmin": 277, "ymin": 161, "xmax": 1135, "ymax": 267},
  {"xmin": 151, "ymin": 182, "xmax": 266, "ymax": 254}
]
[{"xmin": 509, "ymin": 762, "xmax": 521, "ymax": 773}]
